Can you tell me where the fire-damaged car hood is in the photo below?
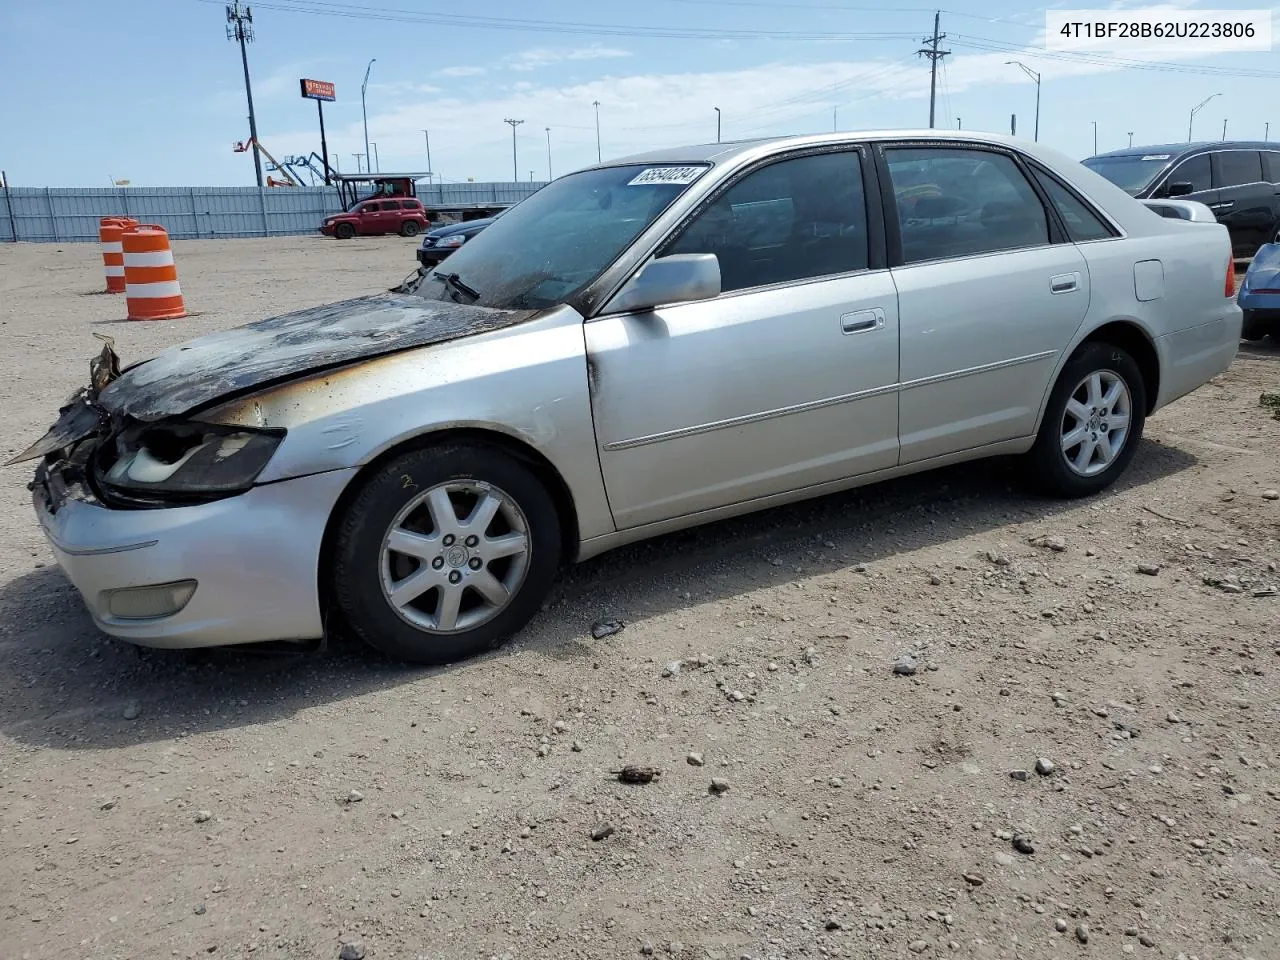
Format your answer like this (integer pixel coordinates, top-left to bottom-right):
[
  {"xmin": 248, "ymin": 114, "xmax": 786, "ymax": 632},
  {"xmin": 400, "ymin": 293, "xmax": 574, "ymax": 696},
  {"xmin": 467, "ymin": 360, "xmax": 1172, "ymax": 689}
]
[{"xmin": 9, "ymin": 293, "xmax": 536, "ymax": 464}]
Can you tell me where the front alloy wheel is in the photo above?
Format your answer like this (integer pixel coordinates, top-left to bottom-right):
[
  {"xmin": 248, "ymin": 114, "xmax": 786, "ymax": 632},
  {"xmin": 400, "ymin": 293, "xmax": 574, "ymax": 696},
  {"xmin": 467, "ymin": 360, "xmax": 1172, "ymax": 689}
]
[{"xmin": 332, "ymin": 443, "xmax": 561, "ymax": 664}]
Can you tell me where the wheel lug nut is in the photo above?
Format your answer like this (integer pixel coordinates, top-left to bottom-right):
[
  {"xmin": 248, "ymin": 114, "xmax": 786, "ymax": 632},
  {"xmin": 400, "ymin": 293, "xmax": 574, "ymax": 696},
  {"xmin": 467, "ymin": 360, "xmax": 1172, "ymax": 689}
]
[
  {"xmin": 448, "ymin": 571, "xmax": 461, "ymax": 584},
  {"xmin": 442, "ymin": 534, "xmax": 455, "ymax": 546},
  {"xmin": 431, "ymin": 557, "xmax": 444, "ymax": 569},
  {"xmin": 469, "ymin": 558, "xmax": 482, "ymax": 570},
  {"xmin": 465, "ymin": 535, "xmax": 479, "ymax": 547}
]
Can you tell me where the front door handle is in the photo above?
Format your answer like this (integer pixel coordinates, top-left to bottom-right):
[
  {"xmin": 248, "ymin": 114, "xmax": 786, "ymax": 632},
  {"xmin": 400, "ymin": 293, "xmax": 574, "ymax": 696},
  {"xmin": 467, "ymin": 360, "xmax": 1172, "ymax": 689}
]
[
  {"xmin": 1209, "ymin": 201, "xmax": 1234, "ymax": 210},
  {"xmin": 1050, "ymin": 273, "xmax": 1080, "ymax": 295},
  {"xmin": 840, "ymin": 308, "xmax": 885, "ymax": 334}
]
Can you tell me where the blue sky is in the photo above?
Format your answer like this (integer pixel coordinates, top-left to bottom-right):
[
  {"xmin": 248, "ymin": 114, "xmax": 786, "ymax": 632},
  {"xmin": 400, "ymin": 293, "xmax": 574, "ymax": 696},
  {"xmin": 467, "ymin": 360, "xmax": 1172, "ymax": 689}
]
[{"xmin": 1, "ymin": 0, "xmax": 1277, "ymax": 186}]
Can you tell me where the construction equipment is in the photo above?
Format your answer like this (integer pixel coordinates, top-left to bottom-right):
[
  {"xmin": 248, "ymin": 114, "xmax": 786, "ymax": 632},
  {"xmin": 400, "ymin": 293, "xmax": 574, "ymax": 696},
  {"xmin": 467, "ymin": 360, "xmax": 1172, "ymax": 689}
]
[{"xmin": 233, "ymin": 137, "xmax": 299, "ymax": 187}]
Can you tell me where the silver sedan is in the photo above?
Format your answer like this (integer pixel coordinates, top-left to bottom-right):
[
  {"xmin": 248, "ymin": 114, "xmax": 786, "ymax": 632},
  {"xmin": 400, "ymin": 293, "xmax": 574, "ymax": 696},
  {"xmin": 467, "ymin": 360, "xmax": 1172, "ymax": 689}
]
[{"xmin": 18, "ymin": 130, "xmax": 1242, "ymax": 663}]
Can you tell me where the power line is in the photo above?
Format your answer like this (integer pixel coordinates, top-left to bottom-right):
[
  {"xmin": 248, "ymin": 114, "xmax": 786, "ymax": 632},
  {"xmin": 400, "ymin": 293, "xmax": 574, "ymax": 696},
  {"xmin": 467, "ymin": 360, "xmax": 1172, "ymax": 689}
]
[{"xmin": 194, "ymin": 0, "xmax": 917, "ymax": 41}]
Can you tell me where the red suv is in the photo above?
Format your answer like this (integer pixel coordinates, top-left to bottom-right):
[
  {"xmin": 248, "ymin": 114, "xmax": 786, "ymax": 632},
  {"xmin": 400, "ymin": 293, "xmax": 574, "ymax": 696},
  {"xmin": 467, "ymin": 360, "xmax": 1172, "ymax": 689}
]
[{"xmin": 320, "ymin": 198, "xmax": 429, "ymax": 239}]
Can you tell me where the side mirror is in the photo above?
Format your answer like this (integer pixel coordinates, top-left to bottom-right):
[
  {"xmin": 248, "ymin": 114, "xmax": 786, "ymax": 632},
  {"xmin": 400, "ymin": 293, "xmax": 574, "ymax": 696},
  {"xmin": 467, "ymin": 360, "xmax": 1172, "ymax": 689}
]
[
  {"xmin": 1166, "ymin": 181, "xmax": 1194, "ymax": 197},
  {"xmin": 607, "ymin": 254, "xmax": 721, "ymax": 313}
]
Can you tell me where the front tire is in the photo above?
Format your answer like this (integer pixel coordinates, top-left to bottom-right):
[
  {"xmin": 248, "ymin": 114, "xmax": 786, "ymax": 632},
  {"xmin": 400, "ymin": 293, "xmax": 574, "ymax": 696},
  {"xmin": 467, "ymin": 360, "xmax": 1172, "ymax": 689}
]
[
  {"xmin": 331, "ymin": 444, "xmax": 562, "ymax": 665},
  {"xmin": 1026, "ymin": 341, "xmax": 1147, "ymax": 498},
  {"xmin": 334, "ymin": 222, "xmax": 355, "ymax": 240},
  {"xmin": 400, "ymin": 220, "xmax": 421, "ymax": 238}
]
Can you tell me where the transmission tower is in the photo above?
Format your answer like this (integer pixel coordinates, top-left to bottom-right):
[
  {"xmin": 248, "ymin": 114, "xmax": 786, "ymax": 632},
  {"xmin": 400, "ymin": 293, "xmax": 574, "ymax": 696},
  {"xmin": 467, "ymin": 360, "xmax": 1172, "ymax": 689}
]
[
  {"xmin": 917, "ymin": 11, "xmax": 951, "ymax": 130},
  {"xmin": 226, "ymin": 2, "xmax": 264, "ymax": 188}
]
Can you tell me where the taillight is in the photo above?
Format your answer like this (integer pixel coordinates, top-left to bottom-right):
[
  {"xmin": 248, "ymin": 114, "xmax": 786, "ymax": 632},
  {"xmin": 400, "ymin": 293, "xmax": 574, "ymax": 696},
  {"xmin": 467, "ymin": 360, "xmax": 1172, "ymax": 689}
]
[{"xmin": 1226, "ymin": 255, "xmax": 1236, "ymax": 298}]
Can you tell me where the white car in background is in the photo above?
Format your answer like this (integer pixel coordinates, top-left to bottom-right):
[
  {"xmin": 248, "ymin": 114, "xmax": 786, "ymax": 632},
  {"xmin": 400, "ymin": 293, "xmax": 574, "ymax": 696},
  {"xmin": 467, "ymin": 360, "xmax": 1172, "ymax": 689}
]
[{"xmin": 18, "ymin": 130, "xmax": 1241, "ymax": 664}]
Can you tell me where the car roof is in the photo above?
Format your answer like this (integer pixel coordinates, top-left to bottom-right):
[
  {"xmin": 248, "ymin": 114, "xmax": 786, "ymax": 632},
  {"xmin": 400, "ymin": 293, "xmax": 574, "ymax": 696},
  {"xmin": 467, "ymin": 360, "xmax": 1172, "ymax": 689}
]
[
  {"xmin": 1088, "ymin": 140, "xmax": 1277, "ymax": 160},
  {"xmin": 589, "ymin": 129, "xmax": 1045, "ymax": 170}
]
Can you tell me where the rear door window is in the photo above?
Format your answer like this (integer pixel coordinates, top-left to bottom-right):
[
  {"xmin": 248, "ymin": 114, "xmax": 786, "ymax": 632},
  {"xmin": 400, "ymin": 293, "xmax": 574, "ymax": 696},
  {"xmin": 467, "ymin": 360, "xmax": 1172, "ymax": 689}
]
[
  {"xmin": 885, "ymin": 147, "xmax": 1050, "ymax": 263},
  {"xmin": 1215, "ymin": 150, "xmax": 1263, "ymax": 187}
]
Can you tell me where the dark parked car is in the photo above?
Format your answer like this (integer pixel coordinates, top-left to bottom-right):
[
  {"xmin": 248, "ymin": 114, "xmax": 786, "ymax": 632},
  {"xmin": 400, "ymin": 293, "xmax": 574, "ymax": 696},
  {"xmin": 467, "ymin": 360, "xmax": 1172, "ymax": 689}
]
[
  {"xmin": 416, "ymin": 216, "xmax": 495, "ymax": 266},
  {"xmin": 1084, "ymin": 141, "xmax": 1280, "ymax": 257},
  {"xmin": 321, "ymin": 197, "xmax": 429, "ymax": 239}
]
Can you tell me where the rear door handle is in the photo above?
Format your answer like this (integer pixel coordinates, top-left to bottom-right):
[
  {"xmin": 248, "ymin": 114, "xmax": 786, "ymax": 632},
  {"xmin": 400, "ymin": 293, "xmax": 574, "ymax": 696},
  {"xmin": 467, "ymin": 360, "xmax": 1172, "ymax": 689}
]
[
  {"xmin": 840, "ymin": 308, "xmax": 885, "ymax": 334},
  {"xmin": 1049, "ymin": 273, "xmax": 1080, "ymax": 295}
]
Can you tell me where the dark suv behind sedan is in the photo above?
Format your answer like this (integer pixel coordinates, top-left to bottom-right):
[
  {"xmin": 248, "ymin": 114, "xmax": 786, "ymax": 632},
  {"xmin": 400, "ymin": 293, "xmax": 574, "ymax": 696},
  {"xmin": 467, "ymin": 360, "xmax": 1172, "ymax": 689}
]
[
  {"xmin": 1084, "ymin": 141, "xmax": 1280, "ymax": 257},
  {"xmin": 416, "ymin": 217, "xmax": 495, "ymax": 267}
]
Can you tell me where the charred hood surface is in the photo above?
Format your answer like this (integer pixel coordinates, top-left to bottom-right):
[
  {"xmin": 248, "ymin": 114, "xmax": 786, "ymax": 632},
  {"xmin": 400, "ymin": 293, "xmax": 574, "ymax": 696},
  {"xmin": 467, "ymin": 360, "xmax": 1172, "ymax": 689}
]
[{"xmin": 10, "ymin": 293, "xmax": 536, "ymax": 464}]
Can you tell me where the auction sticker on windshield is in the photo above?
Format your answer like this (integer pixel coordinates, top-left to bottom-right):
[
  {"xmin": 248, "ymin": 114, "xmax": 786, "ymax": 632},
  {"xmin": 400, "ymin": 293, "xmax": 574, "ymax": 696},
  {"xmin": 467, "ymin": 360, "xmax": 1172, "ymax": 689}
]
[{"xmin": 627, "ymin": 166, "xmax": 706, "ymax": 186}]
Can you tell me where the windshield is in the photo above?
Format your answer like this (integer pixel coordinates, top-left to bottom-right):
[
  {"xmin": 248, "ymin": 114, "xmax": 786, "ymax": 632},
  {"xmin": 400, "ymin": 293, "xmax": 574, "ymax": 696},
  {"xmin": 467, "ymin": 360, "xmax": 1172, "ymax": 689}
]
[
  {"xmin": 1082, "ymin": 154, "xmax": 1172, "ymax": 195},
  {"xmin": 416, "ymin": 163, "xmax": 708, "ymax": 310}
]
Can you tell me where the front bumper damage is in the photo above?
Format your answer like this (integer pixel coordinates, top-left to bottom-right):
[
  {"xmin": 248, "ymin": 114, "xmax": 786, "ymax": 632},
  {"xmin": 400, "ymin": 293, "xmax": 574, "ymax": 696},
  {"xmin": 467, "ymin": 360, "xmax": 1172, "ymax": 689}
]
[{"xmin": 16, "ymin": 336, "xmax": 351, "ymax": 649}]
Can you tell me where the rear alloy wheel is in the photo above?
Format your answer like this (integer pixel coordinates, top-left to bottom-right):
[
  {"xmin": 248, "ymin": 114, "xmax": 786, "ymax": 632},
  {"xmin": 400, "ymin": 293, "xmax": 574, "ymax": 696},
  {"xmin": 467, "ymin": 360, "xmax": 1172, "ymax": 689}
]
[
  {"xmin": 334, "ymin": 222, "xmax": 355, "ymax": 240},
  {"xmin": 1026, "ymin": 341, "xmax": 1146, "ymax": 497},
  {"xmin": 331, "ymin": 444, "xmax": 561, "ymax": 665},
  {"xmin": 400, "ymin": 220, "xmax": 421, "ymax": 238}
]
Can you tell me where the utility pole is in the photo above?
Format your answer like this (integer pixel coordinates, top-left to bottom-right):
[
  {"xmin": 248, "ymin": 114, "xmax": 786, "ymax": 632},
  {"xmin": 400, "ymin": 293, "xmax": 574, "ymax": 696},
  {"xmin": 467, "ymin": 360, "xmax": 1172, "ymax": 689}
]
[
  {"xmin": 422, "ymin": 129, "xmax": 433, "ymax": 183},
  {"xmin": 592, "ymin": 100, "xmax": 601, "ymax": 162},
  {"xmin": 956, "ymin": 117, "xmax": 961, "ymax": 129},
  {"xmin": 370, "ymin": 142, "xmax": 379, "ymax": 173},
  {"xmin": 917, "ymin": 11, "xmax": 950, "ymax": 129},
  {"xmin": 225, "ymin": 2, "xmax": 263, "ymax": 188},
  {"xmin": 715, "ymin": 106, "xmax": 721, "ymax": 142},
  {"xmin": 504, "ymin": 118, "xmax": 524, "ymax": 182},
  {"xmin": 361, "ymin": 59, "xmax": 376, "ymax": 175},
  {"xmin": 833, "ymin": 106, "xmax": 838, "ymax": 132},
  {"xmin": 545, "ymin": 126, "xmax": 552, "ymax": 180},
  {"xmin": 1091, "ymin": 120, "xmax": 1097, "ymax": 155},
  {"xmin": 1266, "ymin": 122, "xmax": 1270, "ymax": 141},
  {"xmin": 1011, "ymin": 114, "xmax": 1016, "ymax": 136}
]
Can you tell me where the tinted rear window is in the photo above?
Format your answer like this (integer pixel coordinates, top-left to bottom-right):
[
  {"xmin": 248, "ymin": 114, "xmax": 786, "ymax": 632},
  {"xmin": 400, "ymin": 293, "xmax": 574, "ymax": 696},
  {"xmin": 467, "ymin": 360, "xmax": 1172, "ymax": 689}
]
[
  {"xmin": 1265, "ymin": 152, "xmax": 1280, "ymax": 183},
  {"xmin": 1216, "ymin": 150, "xmax": 1263, "ymax": 187}
]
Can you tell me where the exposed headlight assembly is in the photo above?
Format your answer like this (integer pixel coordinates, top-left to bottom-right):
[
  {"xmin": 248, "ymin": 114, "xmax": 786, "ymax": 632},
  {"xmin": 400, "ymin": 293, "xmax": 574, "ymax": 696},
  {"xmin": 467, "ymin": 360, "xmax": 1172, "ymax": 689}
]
[
  {"xmin": 99, "ymin": 421, "xmax": 284, "ymax": 498},
  {"xmin": 437, "ymin": 234, "xmax": 467, "ymax": 248}
]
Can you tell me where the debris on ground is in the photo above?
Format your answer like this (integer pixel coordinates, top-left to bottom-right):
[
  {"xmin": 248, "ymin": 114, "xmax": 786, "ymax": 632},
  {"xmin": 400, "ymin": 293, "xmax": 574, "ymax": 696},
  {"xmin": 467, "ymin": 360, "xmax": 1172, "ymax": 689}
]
[{"xmin": 613, "ymin": 765, "xmax": 661, "ymax": 785}]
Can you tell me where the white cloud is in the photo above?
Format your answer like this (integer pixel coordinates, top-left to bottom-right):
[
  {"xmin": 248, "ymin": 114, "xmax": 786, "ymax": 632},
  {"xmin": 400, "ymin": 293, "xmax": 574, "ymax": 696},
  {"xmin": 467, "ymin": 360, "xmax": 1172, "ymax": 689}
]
[
  {"xmin": 435, "ymin": 65, "xmax": 487, "ymax": 78},
  {"xmin": 508, "ymin": 46, "xmax": 632, "ymax": 72}
]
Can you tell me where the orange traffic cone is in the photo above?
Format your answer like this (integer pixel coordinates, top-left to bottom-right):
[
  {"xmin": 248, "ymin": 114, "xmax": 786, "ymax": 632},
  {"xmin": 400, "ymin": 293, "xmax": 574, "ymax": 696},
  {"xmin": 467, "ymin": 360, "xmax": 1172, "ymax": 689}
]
[
  {"xmin": 99, "ymin": 218, "xmax": 128, "ymax": 293},
  {"xmin": 122, "ymin": 224, "xmax": 186, "ymax": 320}
]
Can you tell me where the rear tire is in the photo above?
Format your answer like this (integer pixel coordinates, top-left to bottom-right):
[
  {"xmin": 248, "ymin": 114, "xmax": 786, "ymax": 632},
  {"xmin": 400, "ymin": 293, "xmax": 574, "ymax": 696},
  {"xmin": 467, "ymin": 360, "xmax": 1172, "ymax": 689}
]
[
  {"xmin": 1025, "ymin": 341, "xmax": 1147, "ymax": 498},
  {"xmin": 1241, "ymin": 310, "xmax": 1269, "ymax": 341},
  {"xmin": 334, "ymin": 222, "xmax": 355, "ymax": 240},
  {"xmin": 400, "ymin": 220, "xmax": 421, "ymax": 238},
  {"xmin": 331, "ymin": 443, "xmax": 561, "ymax": 665}
]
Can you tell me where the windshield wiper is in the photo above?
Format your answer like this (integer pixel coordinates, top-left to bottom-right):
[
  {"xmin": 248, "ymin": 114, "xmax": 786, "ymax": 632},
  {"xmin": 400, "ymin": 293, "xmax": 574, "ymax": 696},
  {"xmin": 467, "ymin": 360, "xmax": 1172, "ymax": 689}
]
[{"xmin": 432, "ymin": 271, "xmax": 480, "ymax": 303}]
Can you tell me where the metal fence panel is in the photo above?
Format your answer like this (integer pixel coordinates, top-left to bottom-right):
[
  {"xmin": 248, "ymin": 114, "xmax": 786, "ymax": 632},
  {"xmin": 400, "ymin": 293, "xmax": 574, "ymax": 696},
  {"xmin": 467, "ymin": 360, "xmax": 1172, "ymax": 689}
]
[{"xmin": 0, "ymin": 182, "xmax": 546, "ymax": 243}]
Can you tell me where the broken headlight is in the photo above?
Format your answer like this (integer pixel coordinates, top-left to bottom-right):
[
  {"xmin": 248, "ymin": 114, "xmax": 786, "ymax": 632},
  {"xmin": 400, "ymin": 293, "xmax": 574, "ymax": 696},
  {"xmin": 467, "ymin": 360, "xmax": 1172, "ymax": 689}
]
[{"xmin": 99, "ymin": 422, "xmax": 284, "ymax": 496}]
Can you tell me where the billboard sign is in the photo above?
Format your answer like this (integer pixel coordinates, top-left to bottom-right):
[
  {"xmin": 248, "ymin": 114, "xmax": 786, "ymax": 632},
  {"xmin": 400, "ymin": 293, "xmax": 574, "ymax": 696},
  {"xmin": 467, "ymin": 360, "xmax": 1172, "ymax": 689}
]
[{"xmin": 300, "ymin": 78, "xmax": 336, "ymax": 102}]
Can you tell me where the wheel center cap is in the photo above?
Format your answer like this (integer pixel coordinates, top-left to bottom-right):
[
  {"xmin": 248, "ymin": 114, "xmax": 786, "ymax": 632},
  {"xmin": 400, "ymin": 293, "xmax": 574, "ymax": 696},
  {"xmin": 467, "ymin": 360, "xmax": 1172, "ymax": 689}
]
[{"xmin": 444, "ymin": 545, "xmax": 470, "ymax": 568}]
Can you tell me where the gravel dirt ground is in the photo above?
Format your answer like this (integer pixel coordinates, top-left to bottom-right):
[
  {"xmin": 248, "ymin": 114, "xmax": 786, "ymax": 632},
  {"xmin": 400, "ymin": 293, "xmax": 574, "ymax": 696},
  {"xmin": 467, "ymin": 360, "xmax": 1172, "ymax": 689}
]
[{"xmin": 0, "ymin": 236, "xmax": 1278, "ymax": 960}]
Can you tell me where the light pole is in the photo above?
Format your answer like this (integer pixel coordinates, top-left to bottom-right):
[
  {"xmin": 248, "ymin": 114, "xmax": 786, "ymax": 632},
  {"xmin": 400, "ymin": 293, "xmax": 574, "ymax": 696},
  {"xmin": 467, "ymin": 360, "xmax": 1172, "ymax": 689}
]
[
  {"xmin": 352, "ymin": 153, "xmax": 364, "ymax": 174},
  {"xmin": 592, "ymin": 100, "xmax": 601, "ymax": 162},
  {"xmin": 504, "ymin": 118, "xmax": 524, "ymax": 182},
  {"xmin": 715, "ymin": 106, "xmax": 721, "ymax": 143},
  {"xmin": 956, "ymin": 117, "xmax": 961, "ymax": 129},
  {"xmin": 1188, "ymin": 93, "xmax": 1221, "ymax": 142},
  {"xmin": 422, "ymin": 129, "xmax": 433, "ymax": 184},
  {"xmin": 1005, "ymin": 60, "xmax": 1040, "ymax": 141},
  {"xmin": 833, "ymin": 105, "xmax": 838, "ymax": 132},
  {"xmin": 1266, "ymin": 122, "xmax": 1271, "ymax": 141},
  {"xmin": 361, "ymin": 58, "xmax": 376, "ymax": 175},
  {"xmin": 370, "ymin": 142, "xmax": 379, "ymax": 173},
  {"xmin": 1091, "ymin": 120, "xmax": 1097, "ymax": 155},
  {"xmin": 545, "ymin": 127, "xmax": 552, "ymax": 181},
  {"xmin": 1127, "ymin": 131, "xmax": 1133, "ymax": 147},
  {"xmin": 1222, "ymin": 118, "xmax": 1228, "ymax": 141}
]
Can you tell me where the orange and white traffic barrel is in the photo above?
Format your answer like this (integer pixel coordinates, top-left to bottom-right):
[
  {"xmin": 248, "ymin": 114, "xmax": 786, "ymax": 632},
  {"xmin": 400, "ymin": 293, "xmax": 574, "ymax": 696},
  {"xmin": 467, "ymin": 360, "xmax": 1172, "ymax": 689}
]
[
  {"xmin": 122, "ymin": 224, "xmax": 187, "ymax": 320},
  {"xmin": 99, "ymin": 218, "xmax": 127, "ymax": 293}
]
